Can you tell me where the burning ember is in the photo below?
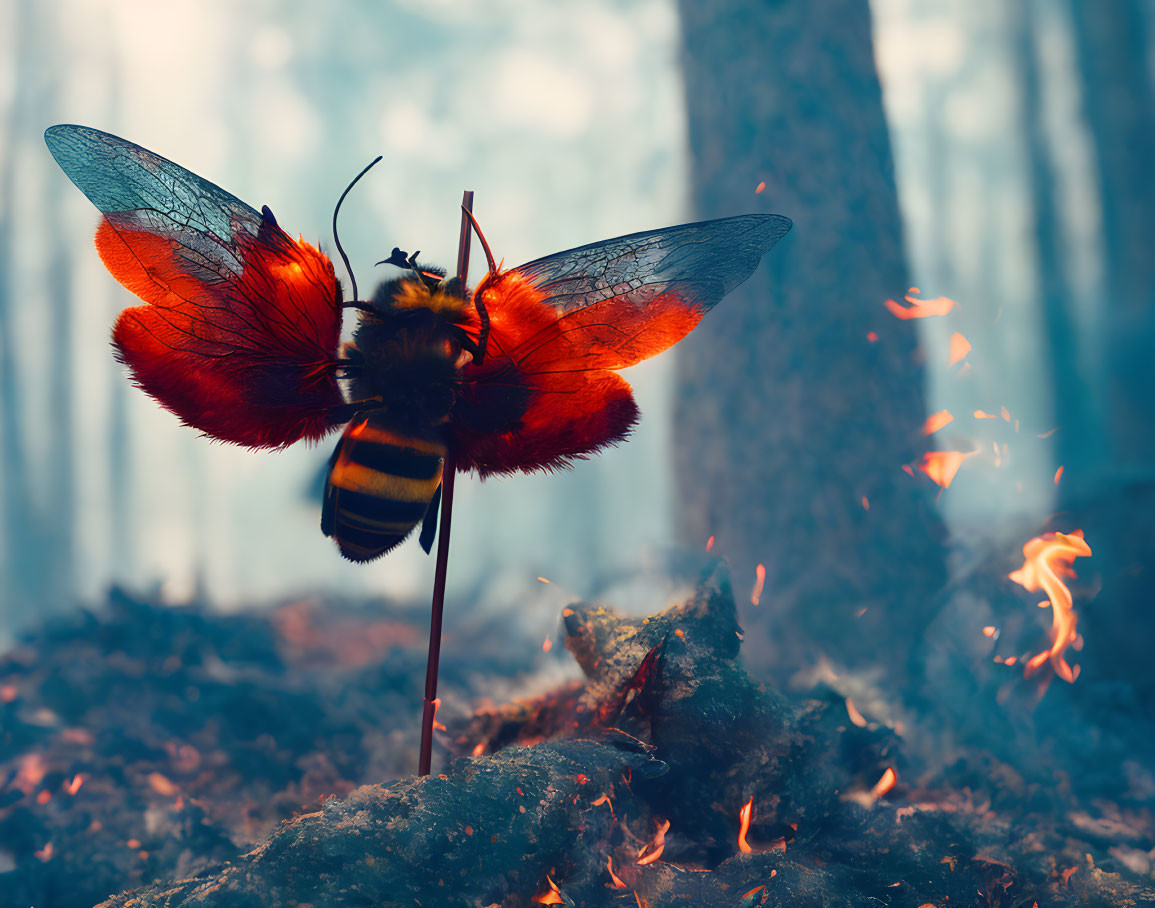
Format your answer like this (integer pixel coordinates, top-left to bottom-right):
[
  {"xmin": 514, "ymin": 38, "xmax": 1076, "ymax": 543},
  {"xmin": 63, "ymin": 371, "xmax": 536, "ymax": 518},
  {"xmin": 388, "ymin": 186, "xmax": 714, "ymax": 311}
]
[
  {"xmin": 917, "ymin": 450, "xmax": 976, "ymax": 489},
  {"xmin": 1009, "ymin": 529, "xmax": 1093, "ymax": 683},
  {"xmin": 922, "ymin": 409, "xmax": 954, "ymax": 435},
  {"xmin": 948, "ymin": 332, "xmax": 971, "ymax": 366},
  {"xmin": 636, "ymin": 818, "xmax": 670, "ymax": 865},
  {"xmin": 884, "ymin": 290, "xmax": 958, "ymax": 319},
  {"xmin": 738, "ymin": 797, "xmax": 754, "ymax": 853}
]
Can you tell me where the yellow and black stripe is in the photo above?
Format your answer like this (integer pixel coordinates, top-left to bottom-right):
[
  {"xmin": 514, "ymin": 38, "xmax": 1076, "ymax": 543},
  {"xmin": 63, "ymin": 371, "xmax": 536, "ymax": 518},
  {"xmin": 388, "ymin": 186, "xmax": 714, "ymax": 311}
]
[{"xmin": 321, "ymin": 411, "xmax": 445, "ymax": 562}]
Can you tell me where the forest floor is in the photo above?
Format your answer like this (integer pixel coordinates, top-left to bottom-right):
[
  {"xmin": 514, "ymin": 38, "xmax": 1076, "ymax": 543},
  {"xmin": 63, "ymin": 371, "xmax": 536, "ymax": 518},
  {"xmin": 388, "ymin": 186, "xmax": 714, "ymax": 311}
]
[{"xmin": 2, "ymin": 566, "xmax": 1155, "ymax": 906}]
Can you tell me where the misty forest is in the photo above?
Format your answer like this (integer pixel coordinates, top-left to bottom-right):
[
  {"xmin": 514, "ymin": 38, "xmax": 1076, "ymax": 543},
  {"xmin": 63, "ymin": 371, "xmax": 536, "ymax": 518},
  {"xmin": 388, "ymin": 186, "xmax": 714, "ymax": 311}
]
[{"xmin": 2, "ymin": 0, "xmax": 1155, "ymax": 906}]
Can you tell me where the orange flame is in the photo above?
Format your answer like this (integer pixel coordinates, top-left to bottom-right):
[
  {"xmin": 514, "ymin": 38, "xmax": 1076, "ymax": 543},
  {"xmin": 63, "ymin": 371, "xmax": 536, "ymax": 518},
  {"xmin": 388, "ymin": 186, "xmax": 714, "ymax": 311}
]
[
  {"xmin": 922, "ymin": 410, "xmax": 954, "ymax": 435},
  {"xmin": 918, "ymin": 450, "xmax": 977, "ymax": 488},
  {"xmin": 872, "ymin": 767, "xmax": 897, "ymax": 798},
  {"xmin": 706, "ymin": 535, "xmax": 715, "ymax": 552},
  {"xmin": 948, "ymin": 332, "xmax": 971, "ymax": 366},
  {"xmin": 542, "ymin": 637, "xmax": 553, "ymax": 653},
  {"xmin": 751, "ymin": 564, "xmax": 766, "ymax": 606},
  {"xmin": 64, "ymin": 774, "xmax": 83, "ymax": 796},
  {"xmin": 884, "ymin": 292, "xmax": 957, "ymax": 319},
  {"xmin": 607, "ymin": 855, "xmax": 628, "ymax": 889},
  {"xmin": 974, "ymin": 409, "xmax": 998, "ymax": 420},
  {"xmin": 738, "ymin": 797, "xmax": 754, "ymax": 853},
  {"xmin": 755, "ymin": 181, "xmax": 766, "ymax": 194},
  {"xmin": 1009, "ymin": 530, "xmax": 1092, "ymax": 683},
  {"xmin": 1053, "ymin": 465, "xmax": 1064, "ymax": 485},
  {"xmin": 533, "ymin": 876, "xmax": 564, "ymax": 904},
  {"xmin": 636, "ymin": 818, "xmax": 670, "ymax": 865},
  {"xmin": 845, "ymin": 698, "xmax": 868, "ymax": 727}
]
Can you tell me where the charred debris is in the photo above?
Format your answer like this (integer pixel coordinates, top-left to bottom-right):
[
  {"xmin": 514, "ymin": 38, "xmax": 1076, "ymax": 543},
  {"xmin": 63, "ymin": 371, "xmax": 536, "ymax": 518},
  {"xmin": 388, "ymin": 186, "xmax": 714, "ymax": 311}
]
[{"xmin": 1, "ymin": 569, "xmax": 1154, "ymax": 906}]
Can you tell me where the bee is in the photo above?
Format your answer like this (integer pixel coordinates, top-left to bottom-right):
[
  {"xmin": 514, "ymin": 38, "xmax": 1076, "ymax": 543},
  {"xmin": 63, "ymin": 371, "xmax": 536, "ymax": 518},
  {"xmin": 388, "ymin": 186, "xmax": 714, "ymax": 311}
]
[{"xmin": 45, "ymin": 124, "xmax": 791, "ymax": 562}]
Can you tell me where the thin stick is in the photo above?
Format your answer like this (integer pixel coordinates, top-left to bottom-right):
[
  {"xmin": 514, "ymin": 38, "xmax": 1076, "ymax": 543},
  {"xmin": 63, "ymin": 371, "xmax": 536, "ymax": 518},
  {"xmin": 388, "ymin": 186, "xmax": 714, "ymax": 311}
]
[{"xmin": 418, "ymin": 190, "xmax": 474, "ymax": 776}]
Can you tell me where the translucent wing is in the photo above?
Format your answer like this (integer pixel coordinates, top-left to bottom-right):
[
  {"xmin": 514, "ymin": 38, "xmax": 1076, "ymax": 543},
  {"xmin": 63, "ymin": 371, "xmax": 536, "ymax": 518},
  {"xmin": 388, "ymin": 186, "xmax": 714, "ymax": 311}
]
[
  {"xmin": 45, "ymin": 124, "xmax": 346, "ymax": 449},
  {"xmin": 453, "ymin": 215, "xmax": 791, "ymax": 475}
]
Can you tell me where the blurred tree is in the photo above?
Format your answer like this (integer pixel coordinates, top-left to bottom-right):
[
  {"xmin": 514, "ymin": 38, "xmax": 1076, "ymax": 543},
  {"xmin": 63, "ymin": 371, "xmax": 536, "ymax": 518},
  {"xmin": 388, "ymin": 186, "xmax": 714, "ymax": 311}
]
[
  {"xmin": 674, "ymin": 0, "xmax": 946, "ymax": 674},
  {"xmin": 1045, "ymin": 0, "xmax": 1155, "ymax": 700}
]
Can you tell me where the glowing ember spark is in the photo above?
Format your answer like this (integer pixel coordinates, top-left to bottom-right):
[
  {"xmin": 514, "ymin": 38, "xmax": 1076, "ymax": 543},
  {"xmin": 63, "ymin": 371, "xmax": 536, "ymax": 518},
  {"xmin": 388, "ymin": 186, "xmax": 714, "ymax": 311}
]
[
  {"xmin": 918, "ymin": 450, "xmax": 977, "ymax": 488},
  {"xmin": 1053, "ymin": 465, "xmax": 1064, "ymax": 484},
  {"xmin": 741, "ymin": 886, "xmax": 766, "ymax": 903},
  {"xmin": 861, "ymin": 496, "xmax": 870, "ymax": 511},
  {"xmin": 922, "ymin": 410, "xmax": 954, "ymax": 435},
  {"xmin": 64, "ymin": 774, "xmax": 83, "ymax": 796},
  {"xmin": 471, "ymin": 742, "xmax": 485, "ymax": 757},
  {"xmin": 755, "ymin": 180, "xmax": 766, "ymax": 194},
  {"xmin": 948, "ymin": 332, "xmax": 971, "ymax": 366},
  {"xmin": 974, "ymin": 409, "xmax": 998, "ymax": 419},
  {"xmin": 1038, "ymin": 427, "xmax": 1059, "ymax": 438},
  {"xmin": 430, "ymin": 697, "xmax": 446, "ymax": 732},
  {"xmin": 592, "ymin": 793, "xmax": 615, "ymax": 818},
  {"xmin": 1009, "ymin": 529, "xmax": 1092, "ymax": 683},
  {"xmin": 34, "ymin": 842, "xmax": 53, "ymax": 862},
  {"xmin": 982, "ymin": 626, "xmax": 997, "ymax": 638},
  {"xmin": 867, "ymin": 331, "xmax": 878, "ymax": 342},
  {"xmin": 884, "ymin": 292, "xmax": 957, "ymax": 319},
  {"xmin": 845, "ymin": 698, "xmax": 868, "ymax": 727},
  {"xmin": 607, "ymin": 855, "xmax": 627, "ymax": 889},
  {"xmin": 751, "ymin": 564, "xmax": 766, "ymax": 606},
  {"xmin": 537, "ymin": 576, "xmax": 551, "ymax": 584},
  {"xmin": 738, "ymin": 797, "xmax": 754, "ymax": 853},
  {"xmin": 542, "ymin": 637, "xmax": 553, "ymax": 653},
  {"xmin": 706, "ymin": 535, "xmax": 715, "ymax": 552},
  {"xmin": 636, "ymin": 818, "xmax": 670, "ymax": 865},
  {"xmin": 149, "ymin": 772, "xmax": 178, "ymax": 797},
  {"xmin": 533, "ymin": 876, "xmax": 564, "ymax": 904},
  {"xmin": 901, "ymin": 464, "xmax": 915, "ymax": 477},
  {"xmin": 872, "ymin": 767, "xmax": 897, "ymax": 798},
  {"xmin": 36, "ymin": 790, "xmax": 51, "ymax": 805}
]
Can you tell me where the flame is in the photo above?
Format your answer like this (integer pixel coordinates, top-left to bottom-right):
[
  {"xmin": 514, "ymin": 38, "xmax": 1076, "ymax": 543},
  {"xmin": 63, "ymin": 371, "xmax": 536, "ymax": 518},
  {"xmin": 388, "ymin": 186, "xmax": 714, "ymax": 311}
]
[
  {"xmin": 861, "ymin": 496, "xmax": 870, "ymax": 511},
  {"xmin": 149, "ymin": 772, "xmax": 178, "ymax": 797},
  {"xmin": 918, "ymin": 450, "xmax": 977, "ymax": 488},
  {"xmin": 948, "ymin": 332, "xmax": 971, "ymax": 366},
  {"xmin": 982, "ymin": 626, "xmax": 997, "ymax": 638},
  {"xmin": 751, "ymin": 564, "xmax": 766, "ymax": 606},
  {"xmin": 542, "ymin": 637, "xmax": 553, "ymax": 653},
  {"xmin": 34, "ymin": 842, "xmax": 53, "ymax": 862},
  {"xmin": 592, "ymin": 793, "xmax": 615, "ymax": 819},
  {"xmin": 867, "ymin": 330, "xmax": 878, "ymax": 342},
  {"xmin": 738, "ymin": 797, "xmax": 754, "ymax": 853},
  {"xmin": 471, "ymin": 741, "xmax": 486, "ymax": 757},
  {"xmin": 1009, "ymin": 530, "xmax": 1092, "ymax": 683},
  {"xmin": 922, "ymin": 410, "xmax": 954, "ymax": 435},
  {"xmin": 845, "ymin": 698, "xmax": 868, "ymax": 727},
  {"xmin": 636, "ymin": 818, "xmax": 670, "ymax": 865},
  {"xmin": 872, "ymin": 767, "xmax": 898, "ymax": 798},
  {"xmin": 533, "ymin": 876, "xmax": 564, "ymax": 904},
  {"xmin": 607, "ymin": 855, "xmax": 627, "ymax": 889},
  {"xmin": 706, "ymin": 535, "xmax": 715, "ymax": 552},
  {"xmin": 431, "ymin": 697, "xmax": 446, "ymax": 732},
  {"xmin": 974, "ymin": 409, "xmax": 998, "ymax": 420},
  {"xmin": 884, "ymin": 292, "xmax": 957, "ymax": 319},
  {"xmin": 64, "ymin": 774, "xmax": 83, "ymax": 796},
  {"xmin": 537, "ymin": 576, "xmax": 551, "ymax": 584},
  {"xmin": 1053, "ymin": 465, "xmax": 1064, "ymax": 485},
  {"xmin": 755, "ymin": 181, "xmax": 766, "ymax": 194}
]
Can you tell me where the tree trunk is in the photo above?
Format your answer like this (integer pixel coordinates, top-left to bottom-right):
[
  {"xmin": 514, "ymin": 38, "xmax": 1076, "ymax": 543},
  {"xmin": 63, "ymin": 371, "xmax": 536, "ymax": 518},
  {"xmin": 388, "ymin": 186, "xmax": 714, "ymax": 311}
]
[
  {"xmin": 674, "ymin": 0, "xmax": 946, "ymax": 674},
  {"xmin": 1055, "ymin": 0, "xmax": 1155, "ymax": 700}
]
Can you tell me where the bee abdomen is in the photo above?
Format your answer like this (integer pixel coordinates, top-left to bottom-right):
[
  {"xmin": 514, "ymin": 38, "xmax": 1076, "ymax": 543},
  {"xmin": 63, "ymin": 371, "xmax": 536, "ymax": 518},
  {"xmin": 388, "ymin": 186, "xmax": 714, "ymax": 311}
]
[{"xmin": 322, "ymin": 414, "xmax": 444, "ymax": 562}]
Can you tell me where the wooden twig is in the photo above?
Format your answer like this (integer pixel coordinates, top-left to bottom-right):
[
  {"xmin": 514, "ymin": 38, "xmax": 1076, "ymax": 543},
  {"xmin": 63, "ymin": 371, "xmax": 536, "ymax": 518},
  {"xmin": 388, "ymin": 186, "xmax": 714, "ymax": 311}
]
[{"xmin": 418, "ymin": 190, "xmax": 474, "ymax": 776}]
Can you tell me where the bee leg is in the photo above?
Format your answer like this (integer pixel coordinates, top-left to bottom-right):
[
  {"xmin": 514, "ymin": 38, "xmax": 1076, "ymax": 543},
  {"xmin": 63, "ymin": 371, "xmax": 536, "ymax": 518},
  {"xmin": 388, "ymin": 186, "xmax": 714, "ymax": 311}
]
[
  {"xmin": 474, "ymin": 295, "xmax": 490, "ymax": 365},
  {"xmin": 419, "ymin": 483, "xmax": 442, "ymax": 554}
]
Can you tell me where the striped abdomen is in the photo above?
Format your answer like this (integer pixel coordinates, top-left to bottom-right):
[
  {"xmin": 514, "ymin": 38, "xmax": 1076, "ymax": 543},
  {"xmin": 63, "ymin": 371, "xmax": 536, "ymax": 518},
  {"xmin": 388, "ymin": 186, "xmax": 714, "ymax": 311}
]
[{"xmin": 321, "ymin": 411, "xmax": 444, "ymax": 562}]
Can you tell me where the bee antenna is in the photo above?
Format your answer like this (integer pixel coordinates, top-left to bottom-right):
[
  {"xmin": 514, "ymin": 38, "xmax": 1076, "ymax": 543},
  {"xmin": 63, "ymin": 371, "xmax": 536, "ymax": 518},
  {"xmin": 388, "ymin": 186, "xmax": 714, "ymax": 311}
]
[
  {"xmin": 332, "ymin": 155, "xmax": 383, "ymax": 308},
  {"xmin": 460, "ymin": 205, "xmax": 497, "ymax": 275}
]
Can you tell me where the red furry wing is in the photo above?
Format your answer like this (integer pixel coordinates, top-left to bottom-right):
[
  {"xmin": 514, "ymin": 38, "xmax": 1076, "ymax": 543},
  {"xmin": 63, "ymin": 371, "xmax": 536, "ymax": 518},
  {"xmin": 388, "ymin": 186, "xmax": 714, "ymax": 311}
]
[
  {"xmin": 46, "ymin": 125, "xmax": 345, "ymax": 449},
  {"xmin": 452, "ymin": 215, "xmax": 791, "ymax": 475}
]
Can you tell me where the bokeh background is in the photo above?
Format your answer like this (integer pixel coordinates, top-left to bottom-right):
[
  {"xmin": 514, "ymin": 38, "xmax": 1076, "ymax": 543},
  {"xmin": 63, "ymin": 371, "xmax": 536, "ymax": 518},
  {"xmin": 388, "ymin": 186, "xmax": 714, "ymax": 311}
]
[{"xmin": 0, "ymin": 0, "xmax": 1151, "ymax": 698}]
